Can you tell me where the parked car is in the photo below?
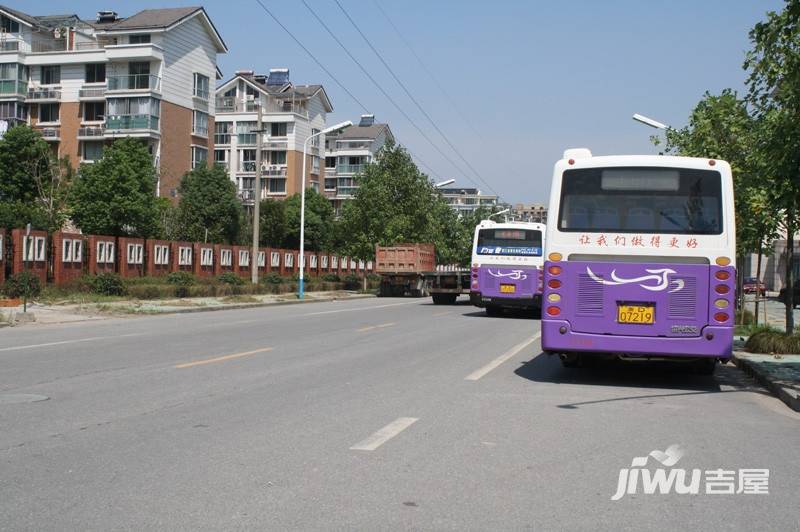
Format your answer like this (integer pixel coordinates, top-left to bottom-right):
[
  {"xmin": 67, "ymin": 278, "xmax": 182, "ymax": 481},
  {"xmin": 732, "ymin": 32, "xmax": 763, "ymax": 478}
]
[
  {"xmin": 778, "ymin": 285, "xmax": 800, "ymax": 308},
  {"xmin": 742, "ymin": 276, "xmax": 766, "ymax": 295}
]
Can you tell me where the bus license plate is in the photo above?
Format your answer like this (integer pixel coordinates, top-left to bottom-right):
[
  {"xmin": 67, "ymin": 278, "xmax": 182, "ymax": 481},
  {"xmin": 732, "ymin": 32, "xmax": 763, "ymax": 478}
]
[
  {"xmin": 617, "ymin": 304, "xmax": 655, "ymax": 324},
  {"xmin": 500, "ymin": 284, "xmax": 516, "ymax": 294}
]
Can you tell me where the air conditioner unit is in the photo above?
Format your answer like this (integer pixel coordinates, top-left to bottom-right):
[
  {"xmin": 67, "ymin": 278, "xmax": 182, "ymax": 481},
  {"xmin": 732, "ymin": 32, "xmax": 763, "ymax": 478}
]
[{"xmin": 260, "ymin": 163, "xmax": 270, "ymax": 172}]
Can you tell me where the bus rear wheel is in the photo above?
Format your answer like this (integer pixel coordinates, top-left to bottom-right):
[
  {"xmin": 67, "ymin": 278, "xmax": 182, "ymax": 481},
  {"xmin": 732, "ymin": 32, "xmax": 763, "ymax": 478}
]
[
  {"xmin": 485, "ymin": 305, "xmax": 502, "ymax": 317},
  {"xmin": 559, "ymin": 353, "xmax": 581, "ymax": 368},
  {"xmin": 693, "ymin": 358, "xmax": 717, "ymax": 375}
]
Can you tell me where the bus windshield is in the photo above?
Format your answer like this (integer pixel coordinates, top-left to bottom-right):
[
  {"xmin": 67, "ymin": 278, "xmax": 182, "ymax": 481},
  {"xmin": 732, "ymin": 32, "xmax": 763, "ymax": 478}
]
[
  {"xmin": 558, "ymin": 167, "xmax": 723, "ymax": 234},
  {"xmin": 476, "ymin": 228, "xmax": 543, "ymax": 256}
]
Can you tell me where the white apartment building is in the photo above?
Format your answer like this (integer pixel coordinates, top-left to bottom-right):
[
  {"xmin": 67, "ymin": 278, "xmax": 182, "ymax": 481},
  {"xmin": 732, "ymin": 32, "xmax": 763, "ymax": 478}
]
[
  {"xmin": 0, "ymin": 6, "xmax": 226, "ymax": 199},
  {"xmin": 213, "ymin": 69, "xmax": 333, "ymax": 203},
  {"xmin": 509, "ymin": 203, "xmax": 548, "ymax": 223},
  {"xmin": 324, "ymin": 114, "xmax": 393, "ymax": 214},
  {"xmin": 438, "ymin": 187, "xmax": 498, "ymax": 215}
]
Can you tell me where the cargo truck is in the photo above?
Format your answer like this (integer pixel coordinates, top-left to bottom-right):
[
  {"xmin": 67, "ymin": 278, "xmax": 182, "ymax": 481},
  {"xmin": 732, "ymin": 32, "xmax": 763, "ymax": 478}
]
[{"xmin": 375, "ymin": 243, "xmax": 470, "ymax": 304}]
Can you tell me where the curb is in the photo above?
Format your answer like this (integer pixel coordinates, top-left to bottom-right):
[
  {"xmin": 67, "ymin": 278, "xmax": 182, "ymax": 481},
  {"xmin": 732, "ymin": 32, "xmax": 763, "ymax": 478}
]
[{"xmin": 732, "ymin": 351, "xmax": 800, "ymax": 412}]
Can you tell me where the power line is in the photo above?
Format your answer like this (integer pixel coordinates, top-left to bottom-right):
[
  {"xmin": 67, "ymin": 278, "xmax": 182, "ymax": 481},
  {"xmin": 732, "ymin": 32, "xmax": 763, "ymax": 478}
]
[
  {"xmin": 333, "ymin": 0, "xmax": 500, "ymax": 197},
  {"xmin": 251, "ymin": 0, "xmax": 369, "ymax": 113},
  {"xmin": 300, "ymin": 0, "xmax": 478, "ymax": 189}
]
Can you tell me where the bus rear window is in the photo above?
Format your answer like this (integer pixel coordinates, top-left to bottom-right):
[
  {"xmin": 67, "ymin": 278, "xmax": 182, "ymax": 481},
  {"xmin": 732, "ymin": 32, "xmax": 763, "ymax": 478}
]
[
  {"xmin": 558, "ymin": 167, "xmax": 723, "ymax": 234},
  {"xmin": 477, "ymin": 229, "xmax": 542, "ymax": 256}
]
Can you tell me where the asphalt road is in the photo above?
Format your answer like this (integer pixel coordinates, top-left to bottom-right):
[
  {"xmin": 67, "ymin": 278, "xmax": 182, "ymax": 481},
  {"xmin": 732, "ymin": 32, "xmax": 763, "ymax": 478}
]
[{"xmin": 1, "ymin": 297, "xmax": 798, "ymax": 531}]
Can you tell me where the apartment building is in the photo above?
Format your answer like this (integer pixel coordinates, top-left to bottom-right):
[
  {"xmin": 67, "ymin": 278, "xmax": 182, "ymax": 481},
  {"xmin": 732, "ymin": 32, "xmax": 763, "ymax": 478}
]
[
  {"xmin": 509, "ymin": 203, "xmax": 548, "ymax": 223},
  {"xmin": 324, "ymin": 114, "xmax": 393, "ymax": 214},
  {"xmin": 438, "ymin": 187, "xmax": 498, "ymax": 215},
  {"xmin": 0, "ymin": 5, "xmax": 227, "ymax": 199},
  {"xmin": 213, "ymin": 69, "xmax": 333, "ymax": 204}
]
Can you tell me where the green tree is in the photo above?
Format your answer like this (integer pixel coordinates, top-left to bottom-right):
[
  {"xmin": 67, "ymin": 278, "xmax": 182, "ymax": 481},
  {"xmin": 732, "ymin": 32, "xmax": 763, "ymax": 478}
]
[
  {"xmin": 284, "ymin": 188, "xmax": 336, "ymax": 251},
  {"xmin": 175, "ymin": 164, "xmax": 242, "ymax": 243},
  {"xmin": 0, "ymin": 125, "xmax": 53, "ymax": 230},
  {"xmin": 336, "ymin": 141, "xmax": 464, "ymax": 263},
  {"xmin": 744, "ymin": 0, "xmax": 800, "ymax": 333},
  {"xmin": 259, "ymin": 198, "xmax": 288, "ymax": 247},
  {"xmin": 70, "ymin": 138, "xmax": 160, "ymax": 237}
]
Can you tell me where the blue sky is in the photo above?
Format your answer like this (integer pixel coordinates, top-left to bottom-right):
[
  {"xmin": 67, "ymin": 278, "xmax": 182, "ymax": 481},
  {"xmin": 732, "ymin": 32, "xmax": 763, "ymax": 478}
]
[{"xmin": 8, "ymin": 0, "xmax": 786, "ymax": 203}]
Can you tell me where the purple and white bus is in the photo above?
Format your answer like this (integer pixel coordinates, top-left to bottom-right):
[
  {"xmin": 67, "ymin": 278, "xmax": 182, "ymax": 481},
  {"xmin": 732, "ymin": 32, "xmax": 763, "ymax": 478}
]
[
  {"xmin": 469, "ymin": 220, "xmax": 545, "ymax": 316},
  {"xmin": 541, "ymin": 149, "xmax": 735, "ymax": 373}
]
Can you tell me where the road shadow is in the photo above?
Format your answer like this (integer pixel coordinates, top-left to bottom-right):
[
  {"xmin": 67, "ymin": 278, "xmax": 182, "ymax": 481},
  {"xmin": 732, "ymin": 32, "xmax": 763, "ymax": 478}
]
[
  {"xmin": 513, "ymin": 351, "xmax": 769, "ymax": 408},
  {"xmin": 461, "ymin": 308, "xmax": 540, "ymax": 320}
]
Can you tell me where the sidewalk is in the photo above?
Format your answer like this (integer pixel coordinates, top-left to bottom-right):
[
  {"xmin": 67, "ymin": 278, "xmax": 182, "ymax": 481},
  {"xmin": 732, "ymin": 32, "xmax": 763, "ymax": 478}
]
[
  {"xmin": 0, "ymin": 291, "xmax": 376, "ymax": 327},
  {"xmin": 733, "ymin": 351, "xmax": 800, "ymax": 412}
]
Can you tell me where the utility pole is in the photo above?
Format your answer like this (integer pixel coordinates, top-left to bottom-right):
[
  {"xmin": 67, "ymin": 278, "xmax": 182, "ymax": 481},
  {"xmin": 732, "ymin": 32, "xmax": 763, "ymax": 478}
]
[{"xmin": 251, "ymin": 102, "xmax": 263, "ymax": 284}]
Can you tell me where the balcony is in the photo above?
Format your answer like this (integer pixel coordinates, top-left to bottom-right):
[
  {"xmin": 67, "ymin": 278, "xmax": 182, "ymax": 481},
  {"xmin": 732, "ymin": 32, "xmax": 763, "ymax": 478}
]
[
  {"xmin": 214, "ymin": 133, "xmax": 231, "ymax": 145},
  {"xmin": 192, "ymin": 125, "xmax": 209, "ymax": 137},
  {"xmin": 30, "ymin": 41, "xmax": 68, "ymax": 54},
  {"xmin": 215, "ymin": 97, "xmax": 259, "ymax": 113},
  {"xmin": 107, "ymin": 74, "xmax": 161, "ymax": 93},
  {"xmin": 193, "ymin": 87, "xmax": 209, "ymax": 101},
  {"xmin": 78, "ymin": 126, "xmax": 106, "ymax": 139},
  {"xmin": 336, "ymin": 187, "xmax": 358, "ymax": 199},
  {"xmin": 0, "ymin": 80, "xmax": 27, "ymax": 97},
  {"xmin": 239, "ymin": 161, "xmax": 256, "ymax": 173},
  {"xmin": 237, "ymin": 133, "xmax": 257, "ymax": 145},
  {"xmin": 263, "ymin": 166, "xmax": 287, "ymax": 177},
  {"xmin": 336, "ymin": 140, "xmax": 373, "ymax": 150},
  {"xmin": 105, "ymin": 114, "xmax": 159, "ymax": 132},
  {"xmin": 337, "ymin": 164, "xmax": 365, "ymax": 174},
  {"xmin": 79, "ymin": 86, "xmax": 106, "ymax": 100},
  {"xmin": 37, "ymin": 127, "xmax": 60, "ymax": 141},
  {"xmin": 0, "ymin": 41, "xmax": 20, "ymax": 52},
  {"xmin": 26, "ymin": 88, "xmax": 61, "ymax": 101}
]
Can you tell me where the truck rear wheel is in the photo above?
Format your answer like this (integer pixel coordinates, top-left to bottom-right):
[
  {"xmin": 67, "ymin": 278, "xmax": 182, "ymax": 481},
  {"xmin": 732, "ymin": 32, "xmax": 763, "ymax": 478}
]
[{"xmin": 432, "ymin": 293, "xmax": 456, "ymax": 305}]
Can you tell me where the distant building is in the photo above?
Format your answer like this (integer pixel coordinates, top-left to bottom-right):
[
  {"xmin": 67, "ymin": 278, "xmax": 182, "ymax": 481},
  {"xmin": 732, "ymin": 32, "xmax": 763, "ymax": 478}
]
[
  {"xmin": 0, "ymin": 5, "xmax": 227, "ymax": 199},
  {"xmin": 509, "ymin": 203, "xmax": 548, "ymax": 223},
  {"xmin": 213, "ymin": 68, "xmax": 332, "ymax": 204},
  {"xmin": 324, "ymin": 114, "xmax": 393, "ymax": 215},
  {"xmin": 438, "ymin": 187, "xmax": 498, "ymax": 215}
]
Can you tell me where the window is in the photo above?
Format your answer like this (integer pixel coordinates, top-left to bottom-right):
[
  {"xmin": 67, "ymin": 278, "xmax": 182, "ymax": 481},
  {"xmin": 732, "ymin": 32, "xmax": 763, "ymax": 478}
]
[
  {"xmin": 321, "ymin": 256, "xmax": 328, "ymax": 269},
  {"xmin": 325, "ymin": 156, "xmax": 336, "ymax": 168},
  {"xmin": 96, "ymin": 241, "xmax": 115, "ymax": 264},
  {"xmin": 270, "ymin": 251, "xmax": 280, "ymax": 267},
  {"xmin": 214, "ymin": 122, "xmax": 230, "ymax": 144},
  {"xmin": 39, "ymin": 103, "xmax": 59, "ymax": 123},
  {"xmin": 0, "ymin": 234, "xmax": 3, "ymax": 261},
  {"xmin": 271, "ymin": 122, "xmax": 287, "ymax": 137},
  {"xmin": 270, "ymin": 150, "xmax": 286, "ymax": 165},
  {"xmin": 558, "ymin": 167, "xmax": 723, "ymax": 235},
  {"xmin": 128, "ymin": 61, "xmax": 151, "ymax": 89},
  {"xmin": 214, "ymin": 149, "xmax": 227, "ymax": 166},
  {"xmin": 367, "ymin": 260, "xmax": 373, "ymax": 270},
  {"xmin": 258, "ymin": 251, "xmax": 266, "ymax": 268},
  {"xmin": 350, "ymin": 259, "xmax": 357, "ymax": 269},
  {"xmin": 240, "ymin": 149, "xmax": 256, "ymax": 172},
  {"xmin": 193, "ymin": 73, "xmax": 209, "ymax": 100},
  {"xmin": 83, "ymin": 101, "xmax": 105, "ymax": 121},
  {"xmin": 310, "ymin": 128, "xmax": 321, "ymax": 148},
  {"xmin": 192, "ymin": 110, "xmax": 208, "ymax": 136},
  {"xmin": 1, "ymin": 15, "xmax": 20, "ymax": 33},
  {"xmin": 332, "ymin": 256, "xmax": 338, "ymax": 269},
  {"xmin": 359, "ymin": 260, "xmax": 365, "ymax": 270},
  {"xmin": 239, "ymin": 250, "xmax": 250, "ymax": 267},
  {"xmin": 107, "ymin": 97, "xmax": 159, "ymax": 116},
  {"xmin": 82, "ymin": 141, "xmax": 104, "ymax": 162},
  {"xmin": 324, "ymin": 178, "xmax": 337, "ymax": 191},
  {"xmin": 285, "ymin": 253, "xmax": 294, "ymax": 267},
  {"xmin": 62, "ymin": 240, "xmax": 72, "ymax": 262},
  {"xmin": 127, "ymin": 243, "xmax": 144, "ymax": 264},
  {"xmin": 200, "ymin": 248, "xmax": 213, "ymax": 266},
  {"xmin": 178, "ymin": 246, "xmax": 192, "ymax": 266},
  {"xmin": 85, "ymin": 63, "xmax": 106, "ymax": 83},
  {"xmin": 268, "ymin": 178, "xmax": 286, "ymax": 194},
  {"xmin": 40, "ymin": 65, "xmax": 60, "ymax": 85},
  {"xmin": 312, "ymin": 156, "xmax": 320, "ymax": 175},
  {"xmin": 311, "ymin": 255, "xmax": 318, "ymax": 268},
  {"xmin": 191, "ymin": 146, "xmax": 208, "ymax": 169},
  {"xmin": 129, "ymin": 34, "xmax": 151, "ymax": 44},
  {"xmin": 237, "ymin": 121, "xmax": 257, "ymax": 144},
  {"xmin": 153, "ymin": 244, "xmax": 169, "ymax": 265},
  {"xmin": 220, "ymin": 249, "xmax": 232, "ymax": 267}
]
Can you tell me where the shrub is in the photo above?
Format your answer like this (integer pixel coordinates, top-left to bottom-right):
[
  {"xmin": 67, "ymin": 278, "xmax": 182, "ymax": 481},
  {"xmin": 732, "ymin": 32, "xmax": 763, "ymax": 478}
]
[
  {"xmin": 218, "ymin": 272, "xmax": 244, "ymax": 286},
  {"xmin": 745, "ymin": 329, "xmax": 800, "ymax": 354},
  {"xmin": 92, "ymin": 272, "xmax": 127, "ymax": 296},
  {"xmin": 736, "ymin": 309, "xmax": 755, "ymax": 325},
  {"xmin": 321, "ymin": 273, "xmax": 340, "ymax": 282},
  {"xmin": 263, "ymin": 272, "xmax": 284, "ymax": 285},
  {"xmin": 343, "ymin": 274, "xmax": 361, "ymax": 290},
  {"xmin": 127, "ymin": 284, "xmax": 173, "ymax": 300},
  {"xmin": 166, "ymin": 271, "xmax": 195, "ymax": 286},
  {"xmin": 3, "ymin": 271, "xmax": 42, "ymax": 299}
]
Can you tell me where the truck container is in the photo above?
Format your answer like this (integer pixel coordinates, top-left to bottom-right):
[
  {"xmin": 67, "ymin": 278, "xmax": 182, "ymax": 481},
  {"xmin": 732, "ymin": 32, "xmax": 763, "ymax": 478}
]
[{"xmin": 375, "ymin": 243, "xmax": 470, "ymax": 303}]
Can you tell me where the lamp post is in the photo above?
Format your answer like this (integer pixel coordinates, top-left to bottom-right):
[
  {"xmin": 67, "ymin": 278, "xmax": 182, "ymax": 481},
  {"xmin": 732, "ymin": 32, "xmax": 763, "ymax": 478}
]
[
  {"xmin": 299, "ymin": 120, "xmax": 352, "ymax": 299},
  {"xmin": 433, "ymin": 179, "xmax": 455, "ymax": 188},
  {"xmin": 632, "ymin": 113, "xmax": 668, "ymax": 130},
  {"xmin": 251, "ymin": 103, "xmax": 265, "ymax": 284},
  {"xmin": 488, "ymin": 208, "xmax": 510, "ymax": 221}
]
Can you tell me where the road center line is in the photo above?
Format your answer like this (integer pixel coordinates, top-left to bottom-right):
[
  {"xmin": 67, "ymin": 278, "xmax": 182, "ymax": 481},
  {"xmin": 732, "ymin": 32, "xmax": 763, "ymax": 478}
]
[
  {"xmin": 304, "ymin": 300, "xmax": 419, "ymax": 317},
  {"xmin": 0, "ymin": 333, "xmax": 144, "ymax": 353},
  {"xmin": 464, "ymin": 333, "xmax": 541, "ymax": 381},
  {"xmin": 350, "ymin": 417, "xmax": 419, "ymax": 451},
  {"xmin": 175, "ymin": 347, "xmax": 273, "ymax": 369},
  {"xmin": 356, "ymin": 322, "xmax": 396, "ymax": 333}
]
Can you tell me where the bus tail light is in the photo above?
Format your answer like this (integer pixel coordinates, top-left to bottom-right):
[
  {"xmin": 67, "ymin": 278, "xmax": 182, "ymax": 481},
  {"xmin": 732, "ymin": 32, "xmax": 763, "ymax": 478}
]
[
  {"xmin": 547, "ymin": 306, "xmax": 561, "ymax": 316},
  {"xmin": 548, "ymin": 252, "xmax": 562, "ymax": 262},
  {"xmin": 547, "ymin": 293, "xmax": 561, "ymax": 302},
  {"xmin": 547, "ymin": 279, "xmax": 562, "ymax": 289},
  {"xmin": 715, "ymin": 256, "xmax": 731, "ymax": 266},
  {"xmin": 548, "ymin": 265, "xmax": 562, "ymax": 275},
  {"xmin": 715, "ymin": 285, "xmax": 730, "ymax": 294},
  {"xmin": 714, "ymin": 299, "xmax": 729, "ymax": 309},
  {"xmin": 715, "ymin": 270, "xmax": 730, "ymax": 281},
  {"xmin": 714, "ymin": 312, "xmax": 729, "ymax": 323}
]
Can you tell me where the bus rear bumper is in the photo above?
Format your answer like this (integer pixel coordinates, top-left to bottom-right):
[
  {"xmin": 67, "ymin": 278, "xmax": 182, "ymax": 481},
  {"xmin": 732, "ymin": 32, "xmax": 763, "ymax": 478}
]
[
  {"xmin": 470, "ymin": 291, "xmax": 541, "ymax": 309},
  {"xmin": 541, "ymin": 320, "xmax": 733, "ymax": 360}
]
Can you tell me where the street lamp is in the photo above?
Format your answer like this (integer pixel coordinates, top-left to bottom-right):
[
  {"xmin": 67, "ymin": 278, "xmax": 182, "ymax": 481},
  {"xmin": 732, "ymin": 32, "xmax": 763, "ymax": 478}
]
[
  {"xmin": 434, "ymin": 179, "xmax": 455, "ymax": 188},
  {"xmin": 632, "ymin": 113, "xmax": 668, "ymax": 130},
  {"xmin": 488, "ymin": 208, "xmax": 510, "ymax": 220},
  {"xmin": 299, "ymin": 120, "xmax": 352, "ymax": 300}
]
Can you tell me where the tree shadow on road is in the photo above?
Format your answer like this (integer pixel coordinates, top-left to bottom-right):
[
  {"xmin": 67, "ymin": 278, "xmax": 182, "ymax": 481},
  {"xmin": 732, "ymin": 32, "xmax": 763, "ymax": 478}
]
[{"xmin": 513, "ymin": 351, "xmax": 770, "ymax": 409}]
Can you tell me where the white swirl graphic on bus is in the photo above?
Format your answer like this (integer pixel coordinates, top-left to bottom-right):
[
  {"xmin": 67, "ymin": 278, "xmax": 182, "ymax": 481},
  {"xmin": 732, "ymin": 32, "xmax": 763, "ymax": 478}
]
[
  {"xmin": 488, "ymin": 269, "xmax": 528, "ymax": 281},
  {"xmin": 586, "ymin": 267, "xmax": 684, "ymax": 293}
]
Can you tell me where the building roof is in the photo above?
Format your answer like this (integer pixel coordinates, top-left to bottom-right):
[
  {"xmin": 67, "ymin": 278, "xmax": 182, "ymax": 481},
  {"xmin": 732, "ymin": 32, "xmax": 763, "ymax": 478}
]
[
  {"xmin": 97, "ymin": 7, "xmax": 228, "ymax": 52},
  {"xmin": 334, "ymin": 123, "xmax": 389, "ymax": 140},
  {"xmin": 440, "ymin": 188, "xmax": 480, "ymax": 195},
  {"xmin": 216, "ymin": 74, "xmax": 333, "ymax": 113},
  {"xmin": 0, "ymin": 4, "xmax": 43, "ymax": 27}
]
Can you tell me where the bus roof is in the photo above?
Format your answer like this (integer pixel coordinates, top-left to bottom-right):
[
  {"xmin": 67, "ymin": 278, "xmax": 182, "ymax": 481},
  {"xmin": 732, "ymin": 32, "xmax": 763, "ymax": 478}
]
[
  {"xmin": 477, "ymin": 220, "xmax": 546, "ymax": 232},
  {"xmin": 556, "ymin": 151, "xmax": 731, "ymax": 174}
]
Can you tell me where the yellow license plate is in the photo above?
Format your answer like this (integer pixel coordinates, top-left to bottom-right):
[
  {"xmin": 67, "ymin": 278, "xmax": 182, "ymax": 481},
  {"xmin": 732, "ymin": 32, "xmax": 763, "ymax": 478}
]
[
  {"xmin": 500, "ymin": 284, "xmax": 516, "ymax": 294},
  {"xmin": 617, "ymin": 304, "xmax": 655, "ymax": 324}
]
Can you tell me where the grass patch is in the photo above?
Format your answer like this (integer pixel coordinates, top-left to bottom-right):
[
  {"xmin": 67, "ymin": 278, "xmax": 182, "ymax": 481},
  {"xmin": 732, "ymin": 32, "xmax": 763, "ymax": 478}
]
[
  {"xmin": 221, "ymin": 295, "xmax": 261, "ymax": 304},
  {"xmin": 745, "ymin": 328, "xmax": 800, "ymax": 354}
]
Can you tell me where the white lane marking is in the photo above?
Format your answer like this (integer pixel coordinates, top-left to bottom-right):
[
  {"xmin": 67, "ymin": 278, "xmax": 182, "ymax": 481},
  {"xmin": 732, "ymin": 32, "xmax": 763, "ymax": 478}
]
[
  {"xmin": 464, "ymin": 333, "xmax": 541, "ymax": 381},
  {"xmin": 350, "ymin": 417, "xmax": 419, "ymax": 451},
  {"xmin": 356, "ymin": 322, "xmax": 396, "ymax": 333},
  {"xmin": 304, "ymin": 300, "xmax": 420, "ymax": 317},
  {"xmin": 0, "ymin": 333, "xmax": 144, "ymax": 353}
]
